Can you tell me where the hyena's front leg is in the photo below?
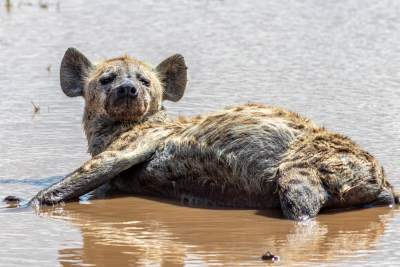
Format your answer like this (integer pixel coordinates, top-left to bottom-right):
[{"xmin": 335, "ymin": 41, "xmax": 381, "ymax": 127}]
[
  {"xmin": 277, "ymin": 165, "xmax": 327, "ymax": 220},
  {"xmin": 30, "ymin": 140, "xmax": 161, "ymax": 206}
]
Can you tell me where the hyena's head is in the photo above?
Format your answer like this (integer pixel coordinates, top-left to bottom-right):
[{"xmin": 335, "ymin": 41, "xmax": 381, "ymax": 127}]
[{"xmin": 60, "ymin": 48, "xmax": 187, "ymax": 122}]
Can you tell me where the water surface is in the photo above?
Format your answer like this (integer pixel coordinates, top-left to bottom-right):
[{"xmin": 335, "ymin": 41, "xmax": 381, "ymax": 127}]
[{"xmin": 1, "ymin": 0, "xmax": 400, "ymax": 266}]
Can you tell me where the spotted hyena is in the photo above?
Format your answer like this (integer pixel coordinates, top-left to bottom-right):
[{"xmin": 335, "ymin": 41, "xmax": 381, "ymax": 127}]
[{"xmin": 27, "ymin": 48, "xmax": 398, "ymax": 220}]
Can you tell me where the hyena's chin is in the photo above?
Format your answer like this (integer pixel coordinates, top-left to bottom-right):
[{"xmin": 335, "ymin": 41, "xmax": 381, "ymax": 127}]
[{"xmin": 105, "ymin": 98, "xmax": 149, "ymax": 122}]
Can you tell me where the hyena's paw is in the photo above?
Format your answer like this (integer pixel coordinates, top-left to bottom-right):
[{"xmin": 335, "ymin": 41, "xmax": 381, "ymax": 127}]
[
  {"xmin": 370, "ymin": 188, "xmax": 398, "ymax": 206},
  {"xmin": 278, "ymin": 167, "xmax": 326, "ymax": 220}
]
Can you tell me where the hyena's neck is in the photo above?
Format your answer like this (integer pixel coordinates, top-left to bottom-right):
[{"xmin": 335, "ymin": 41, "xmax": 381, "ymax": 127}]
[{"xmin": 83, "ymin": 108, "xmax": 168, "ymax": 157}]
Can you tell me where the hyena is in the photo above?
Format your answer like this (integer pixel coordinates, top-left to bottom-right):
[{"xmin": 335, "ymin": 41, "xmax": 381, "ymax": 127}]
[{"xmin": 27, "ymin": 48, "xmax": 398, "ymax": 220}]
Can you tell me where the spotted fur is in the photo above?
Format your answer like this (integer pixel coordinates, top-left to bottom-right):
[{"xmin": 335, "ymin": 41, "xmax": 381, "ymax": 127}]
[{"xmin": 30, "ymin": 48, "xmax": 397, "ymax": 220}]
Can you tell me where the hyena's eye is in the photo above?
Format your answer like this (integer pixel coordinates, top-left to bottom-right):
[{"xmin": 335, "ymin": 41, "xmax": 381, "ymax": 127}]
[
  {"xmin": 99, "ymin": 73, "xmax": 116, "ymax": 85},
  {"xmin": 137, "ymin": 74, "xmax": 151, "ymax": 87}
]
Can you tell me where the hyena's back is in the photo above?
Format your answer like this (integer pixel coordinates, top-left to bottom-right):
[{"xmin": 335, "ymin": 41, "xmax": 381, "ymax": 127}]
[{"xmin": 111, "ymin": 104, "xmax": 318, "ymax": 208}]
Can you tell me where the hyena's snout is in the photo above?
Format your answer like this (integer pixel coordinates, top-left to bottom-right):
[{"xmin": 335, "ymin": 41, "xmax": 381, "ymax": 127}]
[
  {"xmin": 113, "ymin": 79, "xmax": 139, "ymax": 101},
  {"xmin": 104, "ymin": 77, "xmax": 150, "ymax": 122}
]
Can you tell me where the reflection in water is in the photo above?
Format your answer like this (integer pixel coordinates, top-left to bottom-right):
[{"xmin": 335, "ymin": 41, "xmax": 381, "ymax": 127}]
[{"xmin": 38, "ymin": 197, "xmax": 395, "ymax": 266}]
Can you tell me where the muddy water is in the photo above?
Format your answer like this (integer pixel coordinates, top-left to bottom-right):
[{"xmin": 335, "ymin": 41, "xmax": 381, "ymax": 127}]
[{"xmin": 1, "ymin": 0, "xmax": 400, "ymax": 266}]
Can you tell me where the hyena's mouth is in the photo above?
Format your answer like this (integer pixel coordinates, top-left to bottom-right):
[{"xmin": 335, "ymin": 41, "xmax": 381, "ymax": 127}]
[{"xmin": 105, "ymin": 95, "xmax": 149, "ymax": 122}]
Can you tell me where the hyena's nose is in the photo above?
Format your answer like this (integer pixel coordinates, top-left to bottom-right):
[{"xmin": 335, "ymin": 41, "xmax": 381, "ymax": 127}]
[{"xmin": 116, "ymin": 81, "xmax": 138, "ymax": 99}]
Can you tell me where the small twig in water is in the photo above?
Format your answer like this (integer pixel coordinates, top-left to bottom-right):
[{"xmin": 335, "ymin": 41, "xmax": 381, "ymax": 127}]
[
  {"xmin": 5, "ymin": 0, "xmax": 12, "ymax": 12},
  {"xmin": 31, "ymin": 101, "xmax": 40, "ymax": 113}
]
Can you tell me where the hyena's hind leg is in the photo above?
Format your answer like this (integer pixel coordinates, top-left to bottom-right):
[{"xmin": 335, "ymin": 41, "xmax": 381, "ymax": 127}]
[
  {"xmin": 277, "ymin": 165, "xmax": 328, "ymax": 220},
  {"xmin": 321, "ymin": 162, "xmax": 398, "ymax": 209}
]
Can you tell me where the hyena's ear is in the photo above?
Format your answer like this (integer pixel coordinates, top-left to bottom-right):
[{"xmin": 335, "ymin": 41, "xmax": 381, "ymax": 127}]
[
  {"xmin": 60, "ymin": 47, "xmax": 93, "ymax": 97},
  {"xmin": 156, "ymin": 54, "xmax": 187, "ymax": 102}
]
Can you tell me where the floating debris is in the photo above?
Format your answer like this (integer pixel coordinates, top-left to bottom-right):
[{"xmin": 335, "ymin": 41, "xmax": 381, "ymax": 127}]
[
  {"xmin": 261, "ymin": 251, "xmax": 280, "ymax": 262},
  {"xmin": 3, "ymin": 195, "xmax": 21, "ymax": 203},
  {"xmin": 5, "ymin": 0, "xmax": 12, "ymax": 12},
  {"xmin": 38, "ymin": 1, "xmax": 48, "ymax": 9},
  {"xmin": 31, "ymin": 101, "xmax": 40, "ymax": 113}
]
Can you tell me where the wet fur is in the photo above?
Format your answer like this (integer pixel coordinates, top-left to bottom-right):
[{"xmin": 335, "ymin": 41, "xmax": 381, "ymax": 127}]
[
  {"xmin": 30, "ymin": 49, "xmax": 397, "ymax": 220},
  {"xmin": 92, "ymin": 103, "xmax": 396, "ymax": 220}
]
